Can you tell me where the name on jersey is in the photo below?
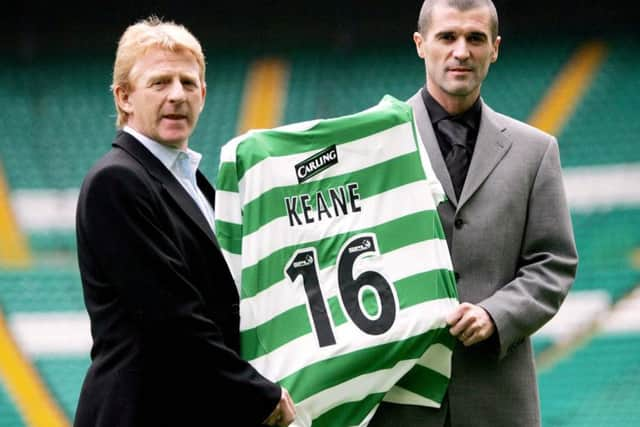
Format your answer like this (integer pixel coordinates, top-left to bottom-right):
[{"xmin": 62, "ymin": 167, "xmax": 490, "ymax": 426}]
[
  {"xmin": 285, "ymin": 183, "xmax": 362, "ymax": 227},
  {"xmin": 295, "ymin": 145, "xmax": 338, "ymax": 183}
]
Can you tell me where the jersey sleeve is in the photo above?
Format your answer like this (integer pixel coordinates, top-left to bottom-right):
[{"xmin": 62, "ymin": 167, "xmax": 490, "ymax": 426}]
[
  {"xmin": 411, "ymin": 112, "xmax": 447, "ymax": 206},
  {"xmin": 215, "ymin": 137, "xmax": 245, "ymax": 294}
]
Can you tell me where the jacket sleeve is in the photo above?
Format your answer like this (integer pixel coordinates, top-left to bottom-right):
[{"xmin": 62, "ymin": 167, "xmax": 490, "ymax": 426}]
[
  {"xmin": 76, "ymin": 163, "xmax": 280, "ymax": 424},
  {"xmin": 479, "ymin": 138, "xmax": 578, "ymax": 359}
]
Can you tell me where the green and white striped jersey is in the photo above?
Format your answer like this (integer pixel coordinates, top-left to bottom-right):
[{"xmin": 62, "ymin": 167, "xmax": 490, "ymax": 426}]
[{"xmin": 215, "ymin": 95, "xmax": 459, "ymax": 427}]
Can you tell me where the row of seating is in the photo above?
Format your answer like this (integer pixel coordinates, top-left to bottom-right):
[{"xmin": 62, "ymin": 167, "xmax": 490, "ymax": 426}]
[
  {"xmin": 12, "ymin": 206, "xmax": 638, "ymax": 315},
  {"xmin": 34, "ymin": 356, "xmax": 90, "ymax": 421},
  {"xmin": 0, "ymin": 37, "xmax": 638, "ymax": 426},
  {"xmin": 2, "ymin": 38, "xmax": 639, "ymax": 190},
  {"xmin": 539, "ymin": 333, "xmax": 640, "ymax": 426},
  {"xmin": 0, "ymin": 380, "xmax": 24, "ymax": 427}
]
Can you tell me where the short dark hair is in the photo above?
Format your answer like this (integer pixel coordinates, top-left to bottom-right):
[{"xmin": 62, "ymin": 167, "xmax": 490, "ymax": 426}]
[{"xmin": 417, "ymin": 0, "xmax": 499, "ymax": 41}]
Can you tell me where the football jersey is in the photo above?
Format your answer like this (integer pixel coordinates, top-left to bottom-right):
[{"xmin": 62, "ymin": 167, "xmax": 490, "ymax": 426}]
[{"xmin": 215, "ymin": 95, "xmax": 459, "ymax": 427}]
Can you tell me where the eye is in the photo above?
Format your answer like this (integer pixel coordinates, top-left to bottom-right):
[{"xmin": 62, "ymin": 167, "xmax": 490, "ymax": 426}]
[
  {"xmin": 468, "ymin": 34, "xmax": 487, "ymax": 44},
  {"xmin": 439, "ymin": 33, "xmax": 456, "ymax": 41},
  {"xmin": 151, "ymin": 79, "xmax": 168, "ymax": 87}
]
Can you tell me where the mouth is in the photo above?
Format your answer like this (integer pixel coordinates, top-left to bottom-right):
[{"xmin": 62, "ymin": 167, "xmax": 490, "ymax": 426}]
[
  {"xmin": 162, "ymin": 114, "xmax": 188, "ymax": 121},
  {"xmin": 447, "ymin": 67, "xmax": 473, "ymax": 73}
]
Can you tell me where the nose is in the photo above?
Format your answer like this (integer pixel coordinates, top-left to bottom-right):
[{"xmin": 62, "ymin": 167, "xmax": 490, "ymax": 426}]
[
  {"xmin": 452, "ymin": 39, "xmax": 470, "ymax": 61},
  {"xmin": 167, "ymin": 79, "xmax": 186, "ymax": 102}
]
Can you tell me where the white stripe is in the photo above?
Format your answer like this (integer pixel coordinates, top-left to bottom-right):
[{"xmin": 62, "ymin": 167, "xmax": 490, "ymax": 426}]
[
  {"xmin": 291, "ymin": 359, "xmax": 427, "ymax": 427},
  {"xmin": 214, "ymin": 190, "xmax": 242, "ymax": 224},
  {"xmin": 238, "ymin": 122, "xmax": 417, "ymax": 206},
  {"xmin": 413, "ymin": 117, "xmax": 446, "ymax": 205},
  {"xmin": 535, "ymin": 290, "xmax": 610, "ymax": 341},
  {"xmin": 564, "ymin": 163, "xmax": 640, "ymax": 211},
  {"xmin": 249, "ymin": 298, "xmax": 457, "ymax": 382},
  {"xmin": 241, "ymin": 180, "xmax": 439, "ymax": 268},
  {"xmin": 415, "ymin": 342, "xmax": 452, "ymax": 377},
  {"xmin": 219, "ymin": 133, "xmax": 246, "ymax": 163},
  {"xmin": 9, "ymin": 312, "xmax": 91, "ymax": 356},
  {"xmin": 240, "ymin": 239, "xmax": 452, "ymax": 330},
  {"xmin": 599, "ymin": 287, "xmax": 640, "ymax": 333},
  {"xmin": 220, "ymin": 249, "xmax": 242, "ymax": 294},
  {"xmin": 383, "ymin": 386, "xmax": 440, "ymax": 407},
  {"xmin": 11, "ymin": 188, "xmax": 79, "ymax": 231}
]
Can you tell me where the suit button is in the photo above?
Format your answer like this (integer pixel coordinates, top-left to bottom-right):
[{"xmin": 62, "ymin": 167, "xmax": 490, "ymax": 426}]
[{"xmin": 454, "ymin": 218, "xmax": 464, "ymax": 229}]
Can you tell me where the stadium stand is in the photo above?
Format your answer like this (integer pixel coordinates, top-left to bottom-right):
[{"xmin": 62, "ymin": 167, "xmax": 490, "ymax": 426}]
[
  {"xmin": 0, "ymin": 380, "xmax": 25, "ymax": 427},
  {"xmin": 570, "ymin": 208, "xmax": 640, "ymax": 301},
  {"xmin": 282, "ymin": 39, "xmax": 578, "ymax": 124},
  {"xmin": 33, "ymin": 357, "xmax": 89, "ymax": 421},
  {"xmin": 558, "ymin": 37, "xmax": 640, "ymax": 167},
  {"xmin": 0, "ymin": 34, "xmax": 639, "ymax": 426},
  {"xmin": 539, "ymin": 333, "xmax": 640, "ymax": 427},
  {"xmin": 0, "ymin": 269, "xmax": 84, "ymax": 314}
]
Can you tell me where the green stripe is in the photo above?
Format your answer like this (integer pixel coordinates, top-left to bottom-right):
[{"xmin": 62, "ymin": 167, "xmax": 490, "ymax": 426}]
[
  {"xmin": 242, "ymin": 152, "xmax": 426, "ymax": 236},
  {"xmin": 216, "ymin": 161, "xmax": 239, "ymax": 192},
  {"xmin": 236, "ymin": 97, "xmax": 413, "ymax": 179},
  {"xmin": 241, "ymin": 270, "xmax": 455, "ymax": 359},
  {"xmin": 215, "ymin": 220, "xmax": 242, "ymax": 254},
  {"xmin": 241, "ymin": 305, "xmax": 312, "ymax": 359},
  {"xmin": 396, "ymin": 269, "xmax": 458, "ymax": 309},
  {"xmin": 241, "ymin": 210, "xmax": 443, "ymax": 298},
  {"xmin": 312, "ymin": 393, "xmax": 384, "ymax": 427},
  {"xmin": 328, "ymin": 296, "xmax": 348, "ymax": 327},
  {"xmin": 395, "ymin": 364, "xmax": 450, "ymax": 403},
  {"xmin": 278, "ymin": 328, "xmax": 451, "ymax": 402}
]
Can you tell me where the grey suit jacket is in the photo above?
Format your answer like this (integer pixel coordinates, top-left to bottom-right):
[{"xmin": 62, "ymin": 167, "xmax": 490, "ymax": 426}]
[{"xmin": 370, "ymin": 91, "xmax": 578, "ymax": 427}]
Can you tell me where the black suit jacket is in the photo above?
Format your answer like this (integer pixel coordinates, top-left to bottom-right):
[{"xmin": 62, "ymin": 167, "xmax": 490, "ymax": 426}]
[{"xmin": 74, "ymin": 131, "xmax": 280, "ymax": 427}]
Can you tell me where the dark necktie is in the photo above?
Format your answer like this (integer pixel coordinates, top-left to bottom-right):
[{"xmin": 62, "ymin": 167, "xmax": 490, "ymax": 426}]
[{"xmin": 437, "ymin": 118, "xmax": 470, "ymax": 200}]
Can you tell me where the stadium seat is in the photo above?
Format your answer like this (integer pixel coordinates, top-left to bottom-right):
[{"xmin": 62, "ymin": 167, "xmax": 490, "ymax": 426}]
[{"xmin": 539, "ymin": 333, "xmax": 640, "ymax": 427}]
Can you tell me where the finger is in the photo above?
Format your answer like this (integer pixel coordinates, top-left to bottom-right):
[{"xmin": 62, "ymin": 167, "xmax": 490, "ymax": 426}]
[
  {"xmin": 449, "ymin": 313, "xmax": 474, "ymax": 336},
  {"xmin": 445, "ymin": 305, "xmax": 465, "ymax": 325}
]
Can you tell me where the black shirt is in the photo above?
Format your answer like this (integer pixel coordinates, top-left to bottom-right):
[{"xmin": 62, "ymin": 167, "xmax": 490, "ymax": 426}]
[{"xmin": 421, "ymin": 87, "xmax": 482, "ymax": 160}]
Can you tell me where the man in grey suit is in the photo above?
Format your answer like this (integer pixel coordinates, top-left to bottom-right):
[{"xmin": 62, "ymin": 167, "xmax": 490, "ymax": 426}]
[{"xmin": 369, "ymin": 0, "xmax": 578, "ymax": 426}]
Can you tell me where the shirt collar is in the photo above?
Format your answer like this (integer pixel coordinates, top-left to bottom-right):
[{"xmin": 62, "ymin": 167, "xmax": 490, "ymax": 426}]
[
  {"xmin": 421, "ymin": 87, "xmax": 482, "ymax": 131},
  {"xmin": 123, "ymin": 126, "xmax": 203, "ymax": 172}
]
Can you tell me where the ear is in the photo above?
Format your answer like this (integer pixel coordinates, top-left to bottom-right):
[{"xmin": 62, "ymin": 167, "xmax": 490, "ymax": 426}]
[
  {"xmin": 413, "ymin": 32, "xmax": 426, "ymax": 59},
  {"xmin": 491, "ymin": 36, "xmax": 501, "ymax": 63},
  {"xmin": 114, "ymin": 85, "xmax": 134, "ymax": 114}
]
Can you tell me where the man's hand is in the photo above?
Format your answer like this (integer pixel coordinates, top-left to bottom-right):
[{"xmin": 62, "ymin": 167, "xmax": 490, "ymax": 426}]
[
  {"xmin": 263, "ymin": 388, "xmax": 296, "ymax": 426},
  {"xmin": 446, "ymin": 303, "xmax": 495, "ymax": 346}
]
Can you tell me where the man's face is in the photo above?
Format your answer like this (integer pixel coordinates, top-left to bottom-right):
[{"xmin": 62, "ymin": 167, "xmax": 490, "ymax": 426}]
[
  {"xmin": 414, "ymin": 3, "xmax": 500, "ymax": 108},
  {"xmin": 116, "ymin": 47, "xmax": 206, "ymax": 149}
]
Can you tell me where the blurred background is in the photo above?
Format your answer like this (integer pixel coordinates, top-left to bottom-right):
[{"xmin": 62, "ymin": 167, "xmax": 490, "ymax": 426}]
[{"xmin": 0, "ymin": 1, "xmax": 639, "ymax": 425}]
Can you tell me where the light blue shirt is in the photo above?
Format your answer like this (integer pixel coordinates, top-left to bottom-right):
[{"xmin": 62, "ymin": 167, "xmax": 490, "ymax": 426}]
[{"xmin": 123, "ymin": 126, "xmax": 216, "ymax": 233}]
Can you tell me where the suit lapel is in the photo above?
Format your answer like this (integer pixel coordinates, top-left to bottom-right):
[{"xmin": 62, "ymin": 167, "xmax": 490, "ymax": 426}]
[
  {"xmin": 457, "ymin": 102, "xmax": 511, "ymax": 209},
  {"xmin": 408, "ymin": 93, "xmax": 512, "ymax": 210},
  {"xmin": 407, "ymin": 92, "xmax": 458, "ymax": 205},
  {"xmin": 113, "ymin": 131, "xmax": 219, "ymax": 248}
]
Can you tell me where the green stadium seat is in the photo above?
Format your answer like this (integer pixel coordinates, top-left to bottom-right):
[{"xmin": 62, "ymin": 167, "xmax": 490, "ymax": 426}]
[
  {"xmin": 0, "ymin": 269, "xmax": 85, "ymax": 314},
  {"xmin": 558, "ymin": 38, "xmax": 640, "ymax": 167},
  {"xmin": 33, "ymin": 356, "xmax": 90, "ymax": 421},
  {"xmin": 0, "ymin": 379, "xmax": 26, "ymax": 427},
  {"xmin": 539, "ymin": 333, "xmax": 640, "ymax": 426}
]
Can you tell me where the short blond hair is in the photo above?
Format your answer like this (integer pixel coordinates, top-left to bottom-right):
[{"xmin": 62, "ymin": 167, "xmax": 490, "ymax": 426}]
[{"xmin": 111, "ymin": 16, "xmax": 206, "ymax": 128}]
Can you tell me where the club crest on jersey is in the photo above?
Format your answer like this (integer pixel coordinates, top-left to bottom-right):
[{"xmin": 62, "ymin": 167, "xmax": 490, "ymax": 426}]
[{"xmin": 295, "ymin": 145, "xmax": 339, "ymax": 183}]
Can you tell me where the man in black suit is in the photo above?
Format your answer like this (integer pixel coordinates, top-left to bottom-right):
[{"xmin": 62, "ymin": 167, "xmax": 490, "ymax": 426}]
[{"xmin": 74, "ymin": 16, "xmax": 295, "ymax": 427}]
